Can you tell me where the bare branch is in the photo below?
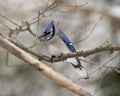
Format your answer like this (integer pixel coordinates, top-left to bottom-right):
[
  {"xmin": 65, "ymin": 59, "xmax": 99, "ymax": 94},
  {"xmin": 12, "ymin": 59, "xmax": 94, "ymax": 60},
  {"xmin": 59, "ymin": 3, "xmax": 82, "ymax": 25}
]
[
  {"xmin": 0, "ymin": 33, "xmax": 93, "ymax": 96},
  {"xmin": 1, "ymin": 33, "xmax": 120, "ymax": 63},
  {"xmin": 0, "ymin": 33, "xmax": 50, "ymax": 61},
  {"xmin": 74, "ymin": 15, "xmax": 103, "ymax": 44},
  {"xmin": 0, "ymin": 14, "xmax": 20, "ymax": 27},
  {"xmin": 29, "ymin": 0, "xmax": 58, "ymax": 25},
  {"xmin": 51, "ymin": 45, "xmax": 120, "ymax": 62}
]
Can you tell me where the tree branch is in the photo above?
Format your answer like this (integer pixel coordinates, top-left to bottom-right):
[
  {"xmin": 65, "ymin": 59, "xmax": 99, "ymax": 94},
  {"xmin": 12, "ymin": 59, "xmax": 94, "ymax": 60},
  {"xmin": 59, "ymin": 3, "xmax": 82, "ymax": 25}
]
[
  {"xmin": 1, "ymin": 33, "xmax": 120, "ymax": 63},
  {"xmin": 0, "ymin": 34, "xmax": 93, "ymax": 96},
  {"xmin": 0, "ymin": 33, "xmax": 51, "ymax": 61},
  {"xmin": 52, "ymin": 44, "xmax": 120, "ymax": 62}
]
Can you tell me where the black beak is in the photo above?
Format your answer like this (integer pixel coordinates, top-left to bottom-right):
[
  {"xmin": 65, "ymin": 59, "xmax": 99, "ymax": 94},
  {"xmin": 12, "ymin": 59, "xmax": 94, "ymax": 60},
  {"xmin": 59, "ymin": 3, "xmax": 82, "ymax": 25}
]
[
  {"xmin": 38, "ymin": 33, "xmax": 46, "ymax": 38},
  {"xmin": 38, "ymin": 31, "xmax": 51, "ymax": 38}
]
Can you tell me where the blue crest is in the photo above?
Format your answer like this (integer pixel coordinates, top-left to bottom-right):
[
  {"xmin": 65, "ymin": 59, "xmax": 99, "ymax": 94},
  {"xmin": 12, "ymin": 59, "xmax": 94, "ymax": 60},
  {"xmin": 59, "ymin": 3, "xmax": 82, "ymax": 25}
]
[{"xmin": 43, "ymin": 21, "xmax": 54, "ymax": 33}]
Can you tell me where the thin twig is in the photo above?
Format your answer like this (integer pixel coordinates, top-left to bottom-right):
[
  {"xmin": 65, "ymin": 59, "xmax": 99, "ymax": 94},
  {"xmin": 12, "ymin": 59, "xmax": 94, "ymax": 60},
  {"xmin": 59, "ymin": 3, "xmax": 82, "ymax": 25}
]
[
  {"xmin": 74, "ymin": 15, "xmax": 103, "ymax": 44},
  {"xmin": 0, "ymin": 33, "xmax": 50, "ymax": 61},
  {"xmin": 0, "ymin": 14, "xmax": 20, "ymax": 27},
  {"xmin": 29, "ymin": 0, "xmax": 58, "ymax": 25}
]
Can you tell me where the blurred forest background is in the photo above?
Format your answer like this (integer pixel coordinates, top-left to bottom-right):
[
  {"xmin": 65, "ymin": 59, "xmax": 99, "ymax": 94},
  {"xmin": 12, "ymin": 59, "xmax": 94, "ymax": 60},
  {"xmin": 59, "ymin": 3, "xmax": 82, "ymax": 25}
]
[{"xmin": 0, "ymin": 0, "xmax": 120, "ymax": 96}]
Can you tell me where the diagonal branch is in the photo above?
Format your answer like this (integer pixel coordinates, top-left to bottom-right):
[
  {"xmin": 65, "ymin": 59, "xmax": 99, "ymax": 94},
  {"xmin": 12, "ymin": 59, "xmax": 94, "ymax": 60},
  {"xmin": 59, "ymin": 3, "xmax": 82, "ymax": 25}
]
[
  {"xmin": 0, "ymin": 34, "xmax": 93, "ymax": 96},
  {"xmin": 0, "ymin": 33, "xmax": 120, "ymax": 63}
]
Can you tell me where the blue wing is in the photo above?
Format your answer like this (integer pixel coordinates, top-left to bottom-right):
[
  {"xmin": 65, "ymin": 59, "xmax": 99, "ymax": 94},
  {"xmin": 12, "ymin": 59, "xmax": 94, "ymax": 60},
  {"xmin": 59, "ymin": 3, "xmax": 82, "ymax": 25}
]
[
  {"xmin": 58, "ymin": 29, "xmax": 76, "ymax": 52},
  {"xmin": 58, "ymin": 28, "xmax": 89, "ymax": 79}
]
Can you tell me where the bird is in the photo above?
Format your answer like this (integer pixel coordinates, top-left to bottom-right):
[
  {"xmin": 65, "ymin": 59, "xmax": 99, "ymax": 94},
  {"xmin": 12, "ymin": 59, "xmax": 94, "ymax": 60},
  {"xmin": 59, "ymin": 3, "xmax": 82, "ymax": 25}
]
[{"xmin": 39, "ymin": 21, "xmax": 89, "ymax": 79}]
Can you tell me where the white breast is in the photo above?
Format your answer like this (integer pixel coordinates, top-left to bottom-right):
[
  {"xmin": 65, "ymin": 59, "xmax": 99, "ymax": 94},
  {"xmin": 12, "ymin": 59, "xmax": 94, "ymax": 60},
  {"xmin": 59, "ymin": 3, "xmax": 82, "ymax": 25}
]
[{"xmin": 45, "ymin": 35, "xmax": 70, "ymax": 56}]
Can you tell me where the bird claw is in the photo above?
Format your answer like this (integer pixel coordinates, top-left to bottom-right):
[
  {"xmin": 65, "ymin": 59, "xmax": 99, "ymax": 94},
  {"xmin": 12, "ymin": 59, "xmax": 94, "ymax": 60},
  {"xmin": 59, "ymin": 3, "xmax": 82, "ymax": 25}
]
[
  {"xmin": 51, "ymin": 55, "xmax": 56, "ymax": 62},
  {"xmin": 58, "ymin": 53, "xmax": 64, "ymax": 58},
  {"xmin": 50, "ymin": 53, "xmax": 64, "ymax": 62}
]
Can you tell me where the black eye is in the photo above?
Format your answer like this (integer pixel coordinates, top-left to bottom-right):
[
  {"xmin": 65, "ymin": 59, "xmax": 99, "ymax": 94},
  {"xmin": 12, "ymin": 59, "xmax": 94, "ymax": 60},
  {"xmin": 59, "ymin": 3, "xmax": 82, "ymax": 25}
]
[
  {"xmin": 47, "ymin": 31, "xmax": 51, "ymax": 34},
  {"xmin": 45, "ymin": 31, "xmax": 50, "ymax": 35}
]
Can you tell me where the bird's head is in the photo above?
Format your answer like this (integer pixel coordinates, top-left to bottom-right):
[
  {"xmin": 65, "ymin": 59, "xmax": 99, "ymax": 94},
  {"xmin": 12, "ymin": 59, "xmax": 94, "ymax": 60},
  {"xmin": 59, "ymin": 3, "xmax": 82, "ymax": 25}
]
[{"xmin": 39, "ymin": 21, "xmax": 55, "ymax": 41}]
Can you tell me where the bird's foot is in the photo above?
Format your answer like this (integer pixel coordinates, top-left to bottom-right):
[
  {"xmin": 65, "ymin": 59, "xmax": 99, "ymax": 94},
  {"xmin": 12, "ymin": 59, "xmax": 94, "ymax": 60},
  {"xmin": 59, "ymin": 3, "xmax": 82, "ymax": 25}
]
[{"xmin": 51, "ymin": 55, "xmax": 56, "ymax": 62}]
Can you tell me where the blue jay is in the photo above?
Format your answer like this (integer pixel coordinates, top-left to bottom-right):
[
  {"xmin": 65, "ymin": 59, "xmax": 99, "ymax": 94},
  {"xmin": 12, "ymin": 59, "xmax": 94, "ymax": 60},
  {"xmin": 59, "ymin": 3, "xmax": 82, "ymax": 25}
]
[{"xmin": 39, "ymin": 21, "xmax": 89, "ymax": 79}]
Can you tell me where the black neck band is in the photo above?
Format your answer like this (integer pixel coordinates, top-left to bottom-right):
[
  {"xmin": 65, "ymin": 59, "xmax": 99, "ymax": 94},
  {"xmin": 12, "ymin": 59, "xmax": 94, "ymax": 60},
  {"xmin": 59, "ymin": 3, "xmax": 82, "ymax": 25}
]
[{"xmin": 51, "ymin": 25, "xmax": 55, "ymax": 37}]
